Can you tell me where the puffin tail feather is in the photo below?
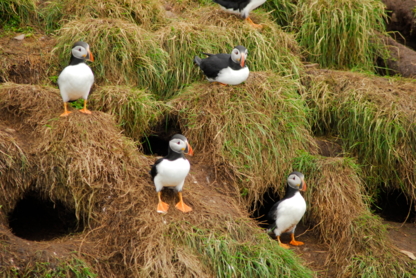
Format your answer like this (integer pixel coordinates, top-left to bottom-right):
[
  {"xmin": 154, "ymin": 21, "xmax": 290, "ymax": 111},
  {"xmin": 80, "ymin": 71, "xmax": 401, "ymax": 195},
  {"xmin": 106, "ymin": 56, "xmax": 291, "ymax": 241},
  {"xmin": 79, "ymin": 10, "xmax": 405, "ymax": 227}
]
[{"xmin": 194, "ymin": 56, "xmax": 202, "ymax": 66}]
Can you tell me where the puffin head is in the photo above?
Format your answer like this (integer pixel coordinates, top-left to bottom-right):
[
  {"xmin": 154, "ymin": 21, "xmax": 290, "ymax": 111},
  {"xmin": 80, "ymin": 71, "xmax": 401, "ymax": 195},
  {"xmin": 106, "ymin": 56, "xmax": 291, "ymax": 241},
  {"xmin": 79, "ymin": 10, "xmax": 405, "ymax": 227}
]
[
  {"xmin": 169, "ymin": 134, "xmax": 194, "ymax": 156},
  {"xmin": 287, "ymin": 171, "xmax": 307, "ymax": 192},
  {"xmin": 231, "ymin": 45, "xmax": 248, "ymax": 67},
  {"xmin": 71, "ymin": 41, "xmax": 94, "ymax": 62}
]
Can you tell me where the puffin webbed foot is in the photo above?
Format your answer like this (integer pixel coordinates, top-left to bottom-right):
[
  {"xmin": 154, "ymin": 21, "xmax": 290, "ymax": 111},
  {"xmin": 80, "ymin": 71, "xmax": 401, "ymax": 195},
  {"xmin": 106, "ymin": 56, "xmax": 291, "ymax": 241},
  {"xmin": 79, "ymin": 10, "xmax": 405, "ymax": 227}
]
[
  {"xmin": 60, "ymin": 111, "xmax": 72, "ymax": 117},
  {"xmin": 246, "ymin": 17, "xmax": 263, "ymax": 29},
  {"xmin": 289, "ymin": 233, "xmax": 304, "ymax": 246},
  {"xmin": 176, "ymin": 192, "xmax": 192, "ymax": 213},
  {"xmin": 79, "ymin": 108, "xmax": 92, "ymax": 115},
  {"xmin": 157, "ymin": 201, "xmax": 169, "ymax": 214}
]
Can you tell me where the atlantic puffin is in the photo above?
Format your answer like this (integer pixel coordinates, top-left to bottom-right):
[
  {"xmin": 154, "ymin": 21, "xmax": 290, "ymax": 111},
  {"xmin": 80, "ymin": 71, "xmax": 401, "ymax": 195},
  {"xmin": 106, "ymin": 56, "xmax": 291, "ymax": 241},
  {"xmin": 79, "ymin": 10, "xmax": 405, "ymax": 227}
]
[
  {"xmin": 212, "ymin": 0, "xmax": 267, "ymax": 28},
  {"xmin": 150, "ymin": 134, "xmax": 194, "ymax": 213},
  {"xmin": 57, "ymin": 41, "xmax": 94, "ymax": 117},
  {"xmin": 194, "ymin": 45, "xmax": 249, "ymax": 86},
  {"xmin": 268, "ymin": 171, "xmax": 307, "ymax": 249}
]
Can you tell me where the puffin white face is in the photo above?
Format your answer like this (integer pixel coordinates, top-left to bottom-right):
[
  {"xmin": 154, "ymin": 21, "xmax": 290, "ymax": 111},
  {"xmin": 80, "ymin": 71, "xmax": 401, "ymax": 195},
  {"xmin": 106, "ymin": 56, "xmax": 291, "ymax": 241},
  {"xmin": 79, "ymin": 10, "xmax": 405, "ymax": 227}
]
[
  {"xmin": 231, "ymin": 46, "xmax": 248, "ymax": 67},
  {"xmin": 71, "ymin": 42, "xmax": 94, "ymax": 61},
  {"xmin": 169, "ymin": 136, "xmax": 194, "ymax": 156},
  {"xmin": 287, "ymin": 172, "xmax": 307, "ymax": 191}
]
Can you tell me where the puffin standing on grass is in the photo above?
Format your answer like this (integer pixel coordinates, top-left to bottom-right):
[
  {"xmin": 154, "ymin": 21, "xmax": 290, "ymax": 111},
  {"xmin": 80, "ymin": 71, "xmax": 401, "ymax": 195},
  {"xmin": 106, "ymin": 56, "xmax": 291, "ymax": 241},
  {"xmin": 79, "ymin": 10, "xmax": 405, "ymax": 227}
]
[
  {"xmin": 194, "ymin": 45, "xmax": 249, "ymax": 86},
  {"xmin": 268, "ymin": 171, "xmax": 307, "ymax": 249},
  {"xmin": 150, "ymin": 134, "xmax": 194, "ymax": 214},
  {"xmin": 57, "ymin": 41, "xmax": 94, "ymax": 117},
  {"xmin": 212, "ymin": 0, "xmax": 267, "ymax": 28}
]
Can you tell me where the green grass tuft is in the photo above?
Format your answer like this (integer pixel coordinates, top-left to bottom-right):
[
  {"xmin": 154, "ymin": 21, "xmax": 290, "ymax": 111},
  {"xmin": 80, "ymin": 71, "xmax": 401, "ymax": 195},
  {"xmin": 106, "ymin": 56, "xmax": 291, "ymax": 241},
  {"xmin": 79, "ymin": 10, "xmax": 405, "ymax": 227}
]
[{"xmin": 167, "ymin": 219, "xmax": 314, "ymax": 278}]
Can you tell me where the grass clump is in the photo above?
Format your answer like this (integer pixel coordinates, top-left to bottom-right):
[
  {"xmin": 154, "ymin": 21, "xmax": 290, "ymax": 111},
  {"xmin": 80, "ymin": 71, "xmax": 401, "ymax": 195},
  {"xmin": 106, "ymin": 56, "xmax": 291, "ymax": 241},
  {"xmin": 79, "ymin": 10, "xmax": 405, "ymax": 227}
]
[
  {"xmin": 304, "ymin": 69, "xmax": 416, "ymax": 201},
  {"xmin": 293, "ymin": 152, "xmax": 413, "ymax": 277},
  {"xmin": 54, "ymin": 18, "xmax": 169, "ymax": 90},
  {"xmin": 266, "ymin": 0, "xmax": 388, "ymax": 71},
  {"xmin": 171, "ymin": 72, "xmax": 316, "ymax": 206},
  {"xmin": 39, "ymin": 0, "xmax": 165, "ymax": 33},
  {"xmin": 89, "ymin": 86, "xmax": 171, "ymax": 141},
  {"xmin": 167, "ymin": 219, "xmax": 314, "ymax": 278},
  {"xmin": 0, "ymin": 0, "xmax": 38, "ymax": 29},
  {"xmin": 155, "ymin": 9, "xmax": 303, "ymax": 98}
]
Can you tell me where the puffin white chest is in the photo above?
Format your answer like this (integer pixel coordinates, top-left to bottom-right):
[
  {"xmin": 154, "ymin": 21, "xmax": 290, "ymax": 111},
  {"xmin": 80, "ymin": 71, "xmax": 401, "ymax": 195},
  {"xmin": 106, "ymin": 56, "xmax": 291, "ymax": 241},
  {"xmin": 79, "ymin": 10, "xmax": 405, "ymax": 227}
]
[
  {"xmin": 275, "ymin": 192, "xmax": 306, "ymax": 233},
  {"xmin": 241, "ymin": 0, "xmax": 267, "ymax": 18},
  {"xmin": 155, "ymin": 158, "xmax": 190, "ymax": 188},
  {"xmin": 58, "ymin": 63, "xmax": 94, "ymax": 102},
  {"xmin": 209, "ymin": 66, "xmax": 249, "ymax": 85}
]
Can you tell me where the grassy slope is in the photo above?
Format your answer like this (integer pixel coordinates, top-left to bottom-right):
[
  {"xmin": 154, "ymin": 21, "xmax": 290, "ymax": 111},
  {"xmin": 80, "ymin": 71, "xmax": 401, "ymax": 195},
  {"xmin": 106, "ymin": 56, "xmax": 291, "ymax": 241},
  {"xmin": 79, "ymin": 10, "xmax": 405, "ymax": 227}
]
[{"xmin": 0, "ymin": 0, "xmax": 415, "ymax": 277}]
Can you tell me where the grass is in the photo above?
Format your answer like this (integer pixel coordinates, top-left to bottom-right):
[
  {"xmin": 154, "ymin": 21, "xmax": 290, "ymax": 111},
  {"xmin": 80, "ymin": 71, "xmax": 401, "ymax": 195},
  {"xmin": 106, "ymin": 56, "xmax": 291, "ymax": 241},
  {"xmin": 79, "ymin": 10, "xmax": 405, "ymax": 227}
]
[
  {"xmin": 89, "ymin": 85, "xmax": 171, "ymax": 141},
  {"xmin": 38, "ymin": 0, "xmax": 165, "ymax": 33},
  {"xmin": 54, "ymin": 18, "xmax": 169, "ymax": 91},
  {"xmin": 304, "ymin": 69, "xmax": 416, "ymax": 201},
  {"xmin": 0, "ymin": 256, "xmax": 97, "ymax": 277},
  {"xmin": 171, "ymin": 72, "xmax": 316, "ymax": 207},
  {"xmin": 266, "ymin": 0, "xmax": 389, "ymax": 72},
  {"xmin": 167, "ymin": 219, "xmax": 314, "ymax": 278},
  {"xmin": 0, "ymin": 0, "xmax": 38, "ymax": 28},
  {"xmin": 293, "ymin": 151, "xmax": 414, "ymax": 277}
]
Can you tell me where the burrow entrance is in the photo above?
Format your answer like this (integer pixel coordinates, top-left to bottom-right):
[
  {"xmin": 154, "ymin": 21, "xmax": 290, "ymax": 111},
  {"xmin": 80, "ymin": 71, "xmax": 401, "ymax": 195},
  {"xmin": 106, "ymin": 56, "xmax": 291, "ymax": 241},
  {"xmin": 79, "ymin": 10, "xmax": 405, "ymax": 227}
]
[
  {"xmin": 140, "ymin": 117, "xmax": 182, "ymax": 156},
  {"xmin": 373, "ymin": 189, "xmax": 416, "ymax": 223},
  {"xmin": 8, "ymin": 190, "xmax": 83, "ymax": 241}
]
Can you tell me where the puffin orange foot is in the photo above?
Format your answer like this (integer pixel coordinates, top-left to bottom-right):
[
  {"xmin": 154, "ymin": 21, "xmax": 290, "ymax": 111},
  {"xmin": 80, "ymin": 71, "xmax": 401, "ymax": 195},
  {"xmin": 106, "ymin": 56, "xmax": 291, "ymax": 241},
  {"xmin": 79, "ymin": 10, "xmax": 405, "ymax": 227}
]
[
  {"xmin": 157, "ymin": 201, "xmax": 169, "ymax": 214},
  {"xmin": 279, "ymin": 243, "xmax": 290, "ymax": 249},
  {"xmin": 175, "ymin": 201, "xmax": 192, "ymax": 213},
  {"xmin": 290, "ymin": 240, "xmax": 304, "ymax": 246},
  {"xmin": 246, "ymin": 17, "xmax": 263, "ymax": 29},
  {"xmin": 79, "ymin": 108, "xmax": 92, "ymax": 115},
  {"xmin": 60, "ymin": 111, "xmax": 72, "ymax": 117}
]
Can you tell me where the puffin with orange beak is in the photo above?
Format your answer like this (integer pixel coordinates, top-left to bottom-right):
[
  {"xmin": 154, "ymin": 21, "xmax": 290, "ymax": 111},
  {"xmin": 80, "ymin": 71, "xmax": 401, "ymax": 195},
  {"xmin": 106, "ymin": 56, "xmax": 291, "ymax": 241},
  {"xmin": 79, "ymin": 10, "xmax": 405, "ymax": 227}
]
[
  {"xmin": 194, "ymin": 45, "xmax": 249, "ymax": 85},
  {"xmin": 57, "ymin": 41, "xmax": 94, "ymax": 117},
  {"xmin": 150, "ymin": 134, "xmax": 194, "ymax": 213},
  {"xmin": 268, "ymin": 171, "xmax": 307, "ymax": 249}
]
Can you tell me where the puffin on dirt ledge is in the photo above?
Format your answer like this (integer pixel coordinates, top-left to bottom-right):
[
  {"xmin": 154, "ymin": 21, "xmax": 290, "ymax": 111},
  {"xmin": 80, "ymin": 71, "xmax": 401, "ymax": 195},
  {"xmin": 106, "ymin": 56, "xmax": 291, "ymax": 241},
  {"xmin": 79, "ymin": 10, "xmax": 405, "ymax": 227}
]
[
  {"xmin": 150, "ymin": 134, "xmax": 194, "ymax": 214},
  {"xmin": 194, "ymin": 45, "xmax": 249, "ymax": 86},
  {"xmin": 212, "ymin": 0, "xmax": 267, "ymax": 28},
  {"xmin": 57, "ymin": 41, "xmax": 94, "ymax": 117},
  {"xmin": 268, "ymin": 171, "xmax": 307, "ymax": 249}
]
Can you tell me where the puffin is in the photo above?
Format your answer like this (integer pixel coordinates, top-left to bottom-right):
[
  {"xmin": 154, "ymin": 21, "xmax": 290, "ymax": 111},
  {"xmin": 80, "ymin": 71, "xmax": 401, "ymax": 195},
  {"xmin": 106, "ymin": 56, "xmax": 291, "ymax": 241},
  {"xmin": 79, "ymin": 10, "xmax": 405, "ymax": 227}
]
[
  {"xmin": 150, "ymin": 134, "xmax": 194, "ymax": 214},
  {"xmin": 194, "ymin": 45, "xmax": 249, "ymax": 86},
  {"xmin": 57, "ymin": 41, "xmax": 94, "ymax": 117},
  {"xmin": 212, "ymin": 0, "xmax": 267, "ymax": 28},
  {"xmin": 268, "ymin": 171, "xmax": 307, "ymax": 249}
]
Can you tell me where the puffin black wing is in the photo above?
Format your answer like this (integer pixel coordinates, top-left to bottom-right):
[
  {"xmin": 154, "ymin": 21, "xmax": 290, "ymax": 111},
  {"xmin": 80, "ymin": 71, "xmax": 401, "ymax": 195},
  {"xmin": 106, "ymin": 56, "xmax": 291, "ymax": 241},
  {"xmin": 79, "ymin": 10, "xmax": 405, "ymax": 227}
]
[
  {"xmin": 198, "ymin": 53, "xmax": 232, "ymax": 79},
  {"xmin": 149, "ymin": 158, "xmax": 164, "ymax": 181},
  {"xmin": 212, "ymin": 0, "xmax": 251, "ymax": 10},
  {"xmin": 267, "ymin": 200, "xmax": 282, "ymax": 222}
]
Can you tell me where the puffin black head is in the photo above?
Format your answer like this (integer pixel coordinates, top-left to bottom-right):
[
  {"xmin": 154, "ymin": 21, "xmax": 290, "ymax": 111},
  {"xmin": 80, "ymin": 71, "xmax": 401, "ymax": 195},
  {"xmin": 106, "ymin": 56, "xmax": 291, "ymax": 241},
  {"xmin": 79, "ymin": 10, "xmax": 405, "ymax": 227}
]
[
  {"xmin": 169, "ymin": 134, "xmax": 194, "ymax": 156},
  {"xmin": 287, "ymin": 171, "xmax": 307, "ymax": 192},
  {"xmin": 70, "ymin": 41, "xmax": 94, "ymax": 64},
  {"xmin": 231, "ymin": 45, "xmax": 248, "ymax": 67}
]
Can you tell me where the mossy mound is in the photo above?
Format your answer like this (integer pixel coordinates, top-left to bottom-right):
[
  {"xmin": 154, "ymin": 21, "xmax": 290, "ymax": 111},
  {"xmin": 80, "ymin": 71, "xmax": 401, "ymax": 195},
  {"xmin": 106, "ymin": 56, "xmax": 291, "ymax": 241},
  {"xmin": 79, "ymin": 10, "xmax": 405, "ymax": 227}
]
[
  {"xmin": 305, "ymin": 69, "xmax": 416, "ymax": 201},
  {"xmin": 0, "ymin": 82, "xmax": 313, "ymax": 277},
  {"xmin": 171, "ymin": 71, "xmax": 316, "ymax": 206},
  {"xmin": 296, "ymin": 153, "xmax": 411, "ymax": 276}
]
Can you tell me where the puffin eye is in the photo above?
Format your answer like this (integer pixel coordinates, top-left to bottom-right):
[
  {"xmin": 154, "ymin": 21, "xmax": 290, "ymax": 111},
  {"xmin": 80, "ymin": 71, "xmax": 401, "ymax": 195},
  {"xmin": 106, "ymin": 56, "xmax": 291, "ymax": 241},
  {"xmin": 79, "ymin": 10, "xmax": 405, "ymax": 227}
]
[
  {"xmin": 78, "ymin": 48, "xmax": 81, "ymax": 52},
  {"xmin": 293, "ymin": 177, "xmax": 296, "ymax": 180},
  {"xmin": 177, "ymin": 141, "xmax": 180, "ymax": 145},
  {"xmin": 234, "ymin": 51, "xmax": 238, "ymax": 55}
]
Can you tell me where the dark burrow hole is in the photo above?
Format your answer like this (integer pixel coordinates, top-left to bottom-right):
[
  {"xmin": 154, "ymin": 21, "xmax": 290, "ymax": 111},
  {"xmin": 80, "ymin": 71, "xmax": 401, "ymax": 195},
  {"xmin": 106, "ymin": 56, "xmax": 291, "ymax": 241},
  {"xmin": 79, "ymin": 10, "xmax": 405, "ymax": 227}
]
[
  {"xmin": 8, "ymin": 190, "xmax": 83, "ymax": 241},
  {"xmin": 250, "ymin": 187, "xmax": 280, "ymax": 229},
  {"xmin": 140, "ymin": 117, "xmax": 182, "ymax": 156},
  {"xmin": 373, "ymin": 189, "xmax": 416, "ymax": 223}
]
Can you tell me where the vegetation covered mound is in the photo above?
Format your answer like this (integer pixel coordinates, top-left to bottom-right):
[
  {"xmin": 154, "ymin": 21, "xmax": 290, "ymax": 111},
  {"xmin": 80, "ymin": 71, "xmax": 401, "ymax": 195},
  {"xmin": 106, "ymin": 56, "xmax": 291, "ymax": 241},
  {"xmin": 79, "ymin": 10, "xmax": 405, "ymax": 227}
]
[{"xmin": 0, "ymin": 0, "xmax": 415, "ymax": 277}]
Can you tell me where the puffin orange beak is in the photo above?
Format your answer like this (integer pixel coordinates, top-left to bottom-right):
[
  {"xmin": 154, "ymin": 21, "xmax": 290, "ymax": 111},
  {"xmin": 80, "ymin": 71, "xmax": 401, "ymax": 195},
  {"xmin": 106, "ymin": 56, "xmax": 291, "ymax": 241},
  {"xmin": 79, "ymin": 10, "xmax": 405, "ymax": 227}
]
[
  {"xmin": 186, "ymin": 143, "xmax": 194, "ymax": 156},
  {"xmin": 88, "ymin": 50, "xmax": 94, "ymax": 62},
  {"xmin": 240, "ymin": 53, "xmax": 245, "ymax": 67},
  {"xmin": 300, "ymin": 180, "xmax": 307, "ymax": 192}
]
